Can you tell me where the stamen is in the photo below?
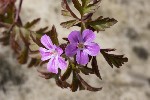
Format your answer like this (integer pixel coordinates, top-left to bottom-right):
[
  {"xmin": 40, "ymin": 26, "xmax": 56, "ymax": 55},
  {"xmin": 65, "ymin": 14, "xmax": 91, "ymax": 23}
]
[{"xmin": 78, "ymin": 43, "xmax": 85, "ymax": 49}]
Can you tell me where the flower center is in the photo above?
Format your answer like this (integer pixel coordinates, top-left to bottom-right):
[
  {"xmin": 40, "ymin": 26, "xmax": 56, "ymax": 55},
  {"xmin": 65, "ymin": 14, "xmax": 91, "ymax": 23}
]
[
  {"xmin": 50, "ymin": 50, "xmax": 58, "ymax": 56},
  {"xmin": 77, "ymin": 43, "xmax": 85, "ymax": 49}
]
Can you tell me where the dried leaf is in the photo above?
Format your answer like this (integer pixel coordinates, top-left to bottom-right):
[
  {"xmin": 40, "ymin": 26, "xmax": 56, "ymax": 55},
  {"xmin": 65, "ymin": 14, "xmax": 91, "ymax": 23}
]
[
  {"xmin": 17, "ymin": 47, "xmax": 28, "ymax": 64},
  {"xmin": 79, "ymin": 66, "xmax": 94, "ymax": 75},
  {"xmin": 37, "ymin": 68, "xmax": 56, "ymax": 79},
  {"xmin": 91, "ymin": 56, "xmax": 102, "ymax": 80},
  {"xmin": 46, "ymin": 25, "xmax": 59, "ymax": 45},
  {"xmin": 75, "ymin": 72, "xmax": 102, "ymax": 92},
  {"xmin": 101, "ymin": 49, "xmax": 128, "ymax": 68},
  {"xmin": 28, "ymin": 58, "xmax": 37, "ymax": 68}
]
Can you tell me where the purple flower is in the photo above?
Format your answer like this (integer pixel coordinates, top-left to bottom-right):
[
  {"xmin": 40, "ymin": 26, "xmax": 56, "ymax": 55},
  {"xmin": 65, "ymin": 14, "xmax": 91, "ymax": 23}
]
[
  {"xmin": 65, "ymin": 29, "xmax": 100, "ymax": 65},
  {"xmin": 39, "ymin": 35, "xmax": 67, "ymax": 74}
]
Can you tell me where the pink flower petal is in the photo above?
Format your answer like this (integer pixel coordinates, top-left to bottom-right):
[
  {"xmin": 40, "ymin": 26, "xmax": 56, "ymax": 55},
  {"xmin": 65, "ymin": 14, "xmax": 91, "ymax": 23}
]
[
  {"xmin": 41, "ymin": 34, "xmax": 53, "ymax": 49},
  {"xmin": 82, "ymin": 29, "xmax": 96, "ymax": 43},
  {"xmin": 84, "ymin": 43, "xmax": 100, "ymax": 56},
  {"xmin": 47, "ymin": 57, "xmax": 58, "ymax": 74},
  {"xmin": 68, "ymin": 31, "xmax": 82, "ymax": 43},
  {"xmin": 76, "ymin": 50, "xmax": 89, "ymax": 65},
  {"xmin": 55, "ymin": 46, "xmax": 63, "ymax": 55},
  {"xmin": 57, "ymin": 57, "xmax": 67, "ymax": 70},
  {"xmin": 39, "ymin": 47, "xmax": 52, "ymax": 61},
  {"xmin": 65, "ymin": 43, "xmax": 78, "ymax": 57}
]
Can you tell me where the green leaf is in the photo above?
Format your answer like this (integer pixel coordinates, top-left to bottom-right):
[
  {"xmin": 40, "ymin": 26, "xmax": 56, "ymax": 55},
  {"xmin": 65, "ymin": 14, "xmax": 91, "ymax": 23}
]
[
  {"xmin": 24, "ymin": 18, "xmax": 40, "ymax": 29},
  {"xmin": 82, "ymin": 0, "xmax": 101, "ymax": 15},
  {"xmin": 60, "ymin": 19, "xmax": 80, "ymax": 29},
  {"xmin": 61, "ymin": 0, "xmax": 78, "ymax": 19},
  {"xmin": 72, "ymin": 0, "xmax": 82, "ymax": 15},
  {"xmin": 61, "ymin": 10, "xmax": 72, "ymax": 17},
  {"xmin": 81, "ymin": 0, "xmax": 91, "ymax": 7},
  {"xmin": 91, "ymin": 57, "xmax": 102, "ymax": 80},
  {"xmin": 87, "ymin": 16, "xmax": 118, "ymax": 31},
  {"xmin": 71, "ymin": 71, "xmax": 79, "ymax": 92},
  {"xmin": 61, "ymin": 63, "xmax": 72, "ymax": 81},
  {"xmin": 101, "ymin": 49, "xmax": 128, "ymax": 68}
]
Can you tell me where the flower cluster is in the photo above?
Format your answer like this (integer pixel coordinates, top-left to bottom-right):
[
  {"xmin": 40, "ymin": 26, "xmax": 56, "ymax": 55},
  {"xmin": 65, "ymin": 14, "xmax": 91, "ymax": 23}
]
[
  {"xmin": 0, "ymin": 0, "xmax": 128, "ymax": 92},
  {"xmin": 39, "ymin": 29, "xmax": 100, "ymax": 74}
]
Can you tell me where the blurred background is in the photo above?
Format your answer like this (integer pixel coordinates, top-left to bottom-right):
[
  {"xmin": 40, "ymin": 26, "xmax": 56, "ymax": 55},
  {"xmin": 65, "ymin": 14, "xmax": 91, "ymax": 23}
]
[{"xmin": 0, "ymin": 0, "xmax": 150, "ymax": 100}]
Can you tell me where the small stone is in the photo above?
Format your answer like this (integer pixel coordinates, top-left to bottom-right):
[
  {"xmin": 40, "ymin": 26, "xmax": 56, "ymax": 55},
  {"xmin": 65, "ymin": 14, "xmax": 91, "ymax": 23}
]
[
  {"xmin": 126, "ymin": 28, "xmax": 138, "ymax": 40},
  {"xmin": 147, "ymin": 23, "xmax": 150, "ymax": 30},
  {"xmin": 133, "ymin": 46, "xmax": 149, "ymax": 60}
]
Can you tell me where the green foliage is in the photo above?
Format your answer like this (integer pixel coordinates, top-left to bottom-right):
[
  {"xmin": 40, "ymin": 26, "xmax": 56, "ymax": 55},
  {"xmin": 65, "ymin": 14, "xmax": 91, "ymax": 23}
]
[
  {"xmin": 61, "ymin": 0, "xmax": 116, "ymax": 32},
  {"xmin": 0, "ymin": 0, "xmax": 128, "ymax": 92},
  {"xmin": 87, "ymin": 16, "xmax": 118, "ymax": 32}
]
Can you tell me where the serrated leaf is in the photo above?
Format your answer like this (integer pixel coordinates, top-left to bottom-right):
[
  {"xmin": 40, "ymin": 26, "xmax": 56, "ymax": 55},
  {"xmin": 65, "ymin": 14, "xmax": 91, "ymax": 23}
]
[
  {"xmin": 91, "ymin": 57, "xmax": 102, "ymax": 80},
  {"xmin": 82, "ymin": 0, "xmax": 101, "ymax": 15},
  {"xmin": 72, "ymin": 0, "xmax": 82, "ymax": 15},
  {"xmin": 24, "ymin": 18, "xmax": 40, "ymax": 29},
  {"xmin": 37, "ymin": 68, "xmax": 56, "ymax": 79},
  {"xmin": 36, "ymin": 27, "xmax": 48, "ymax": 34},
  {"xmin": 30, "ymin": 33, "xmax": 43, "ymax": 47},
  {"xmin": 17, "ymin": 47, "xmax": 28, "ymax": 64},
  {"xmin": 79, "ymin": 66, "xmax": 94, "ymax": 75},
  {"xmin": 46, "ymin": 25, "xmax": 59, "ymax": 45},
  {"xmin": 75, "ymin": 72, "xmax": 102, "ymax": 92},
  {"xmin": 101, "ymin": 49, "xmax": 128, "ymax": 68},
  {"xmin": 61, "ymin": 10, "xmax": 72, "ymax": 17},
  {"xmin": 87, "ymin": 16, "xmax": 118, "ymax": 31},
  {"xmin": 28, "ymin": 58, "xmax": 37, "ymax": 68},
  {"xmin": 61, "ymin": 19, "xmax": 80, "ymax": 29},
  {"xmin": 81, "ymin": 0, "xmax": 91, "ymax": 7},
  {"xmin": 61, "ymin": 0, "xmax": 78, "ymax": 19}
]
